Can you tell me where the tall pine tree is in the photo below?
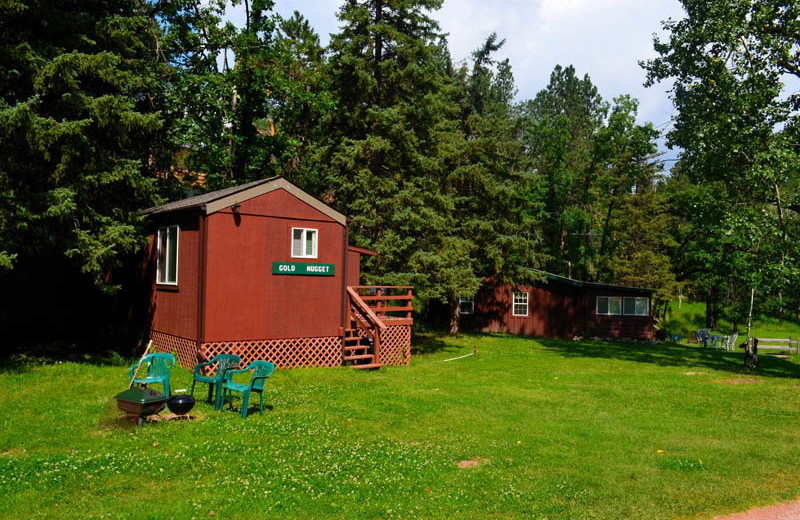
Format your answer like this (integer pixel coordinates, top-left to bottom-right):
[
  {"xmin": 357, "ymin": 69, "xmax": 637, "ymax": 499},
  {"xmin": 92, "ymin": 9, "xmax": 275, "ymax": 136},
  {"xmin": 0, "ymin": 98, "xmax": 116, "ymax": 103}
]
[
  {"xmin": 443, "ymin": 34, "xmax": 540, "ymax": 332},
  {"xmin": 518, "ymin": 65, "xmax": 607, "ymax": 280},
  {"xmin": 0, "ymin": 0, "xmax": 163, "ymax": 346},
  {"xmin": 154, "ymin": 0, "xmax": 329, "ymax": 190},
  {"xmin": 319, "ymin": 0, "xmax": 470, "ymax": 303},
  {"xmin": 319, "ymin": 2, "xmax": 539, "ymax": 328}
]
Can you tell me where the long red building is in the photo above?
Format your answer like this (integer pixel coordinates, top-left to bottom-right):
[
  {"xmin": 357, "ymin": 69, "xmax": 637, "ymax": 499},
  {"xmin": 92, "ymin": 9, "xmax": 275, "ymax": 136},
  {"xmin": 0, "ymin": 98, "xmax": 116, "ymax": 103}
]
[
  {"xmin": 462, "ymin": 270, "xmax": 655, "ymax": 340},
  {"xmin": 141, "ymin": 176, "xmax": 412, "ymax": 369}
]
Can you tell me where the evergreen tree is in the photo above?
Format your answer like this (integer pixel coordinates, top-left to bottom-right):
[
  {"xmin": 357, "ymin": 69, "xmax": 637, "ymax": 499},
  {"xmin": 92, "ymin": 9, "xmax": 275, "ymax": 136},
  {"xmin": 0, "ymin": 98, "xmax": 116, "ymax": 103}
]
[
  {"xmin": 444, "ymin": 34, "xmax": 540, "ymax": 332},
  {"xmin": 274, "ymin": 10, "xmax": 333, "ymax": 191},
  {"xmin": 591, "ymin": 95, "xmax": 677, "ymax": 304},
  {"xmin": 518, "ymin": 65, "xmax": 607, "ymax": 280},
  {"xmin": 146, "ymin": 0, "xmax": 236, "ymax": 190},
  {"xmin": 0, "ymin": 0, "xmax": 163, "ymax": 347},
  {"xmin": 0, "ymin": 0, "xmax": 162, "ymax": 284},
  {"xmin": 319, "ymin": 3, "xmax": 540, "ymax": 330},
  {"xmin": 519, "ymin": 66, "xmax": 666, "ymax": 293},
  {"xmin": 319, "ymin": 0, "xmax": 470, "ymax": 304}
]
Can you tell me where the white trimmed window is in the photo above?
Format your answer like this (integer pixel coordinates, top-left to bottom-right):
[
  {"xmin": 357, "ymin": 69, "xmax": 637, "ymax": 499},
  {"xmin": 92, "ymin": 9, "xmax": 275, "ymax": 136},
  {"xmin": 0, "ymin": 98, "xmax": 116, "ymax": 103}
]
[
  {"xmin": 291, "ymin": 228, "xmax": 318, "ymax": 258},
  {"xmin": 157, "ymin": 225, "xmax": 179, "ymax": 285},
  {"xmin": 459, "ymin": 296, "xmax": 474, "ymax": 315},
  {"xmin": 624, "ymin": 297, "xmax": 649, "ymax": 316},
  {"xmin": 596, "ymin": 296, "xmax": 622, "ymax": 315},
  {"xmin": 513, "ymin": 291, "xmax": 528, "ymax": 316}
]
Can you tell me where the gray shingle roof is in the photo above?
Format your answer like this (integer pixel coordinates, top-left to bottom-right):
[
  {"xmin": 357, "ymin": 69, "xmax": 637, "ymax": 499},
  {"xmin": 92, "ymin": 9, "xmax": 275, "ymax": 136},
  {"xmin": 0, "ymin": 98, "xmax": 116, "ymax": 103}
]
[
  {"xmin": 139, "ymin": 176, "xmax": 349, "ymax": 226},
  {"xmin": 139, "ymin": 176, "xmax": 280, "ymax": 216},
  {"xmin": 523, "ymin": 267, "xmax": 655, "ymax": 293}
]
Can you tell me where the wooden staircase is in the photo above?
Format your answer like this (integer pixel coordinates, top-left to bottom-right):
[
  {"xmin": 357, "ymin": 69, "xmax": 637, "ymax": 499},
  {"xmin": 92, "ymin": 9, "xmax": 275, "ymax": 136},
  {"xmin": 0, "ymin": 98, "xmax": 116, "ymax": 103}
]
[
  {"xmin": 343, "ymin": 287, "xmax": 385, "ymax": 369},
  {"xmin": 343, "ymin": 286, "xmax": 413, "ymax": 369},
  {"xmin": 343, "ymin": 327, "xmax": 380, "ymax": 369}
]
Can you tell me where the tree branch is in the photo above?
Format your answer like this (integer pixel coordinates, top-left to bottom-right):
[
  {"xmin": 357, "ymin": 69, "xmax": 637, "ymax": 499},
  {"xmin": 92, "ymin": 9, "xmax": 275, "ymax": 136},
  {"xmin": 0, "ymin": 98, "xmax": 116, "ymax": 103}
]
[{"xmin": 776, "ymin": 56, "xmax": 800, "ymax": 79}]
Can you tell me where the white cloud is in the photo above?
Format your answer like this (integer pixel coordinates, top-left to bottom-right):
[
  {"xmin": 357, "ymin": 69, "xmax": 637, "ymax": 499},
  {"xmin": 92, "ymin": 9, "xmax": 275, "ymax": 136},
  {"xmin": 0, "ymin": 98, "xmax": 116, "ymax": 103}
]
[
  {"xmin": 267, "ymin": 0, "xmax": 686, "ymax": 160},
  {"xmin": 436, "ymin": 0, "xmax": 684, "ymax": 122}
]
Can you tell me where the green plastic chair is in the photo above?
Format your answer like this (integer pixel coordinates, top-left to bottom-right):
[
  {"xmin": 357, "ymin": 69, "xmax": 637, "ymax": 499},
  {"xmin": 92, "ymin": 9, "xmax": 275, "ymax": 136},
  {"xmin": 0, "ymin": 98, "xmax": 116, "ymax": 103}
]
[
  {"xmin": 223, "ymin": 361, "xmax": 275, "ymax": 418},
  {"xmin": 191, "ymin": 354, "xmax": 241, "ymax": 411},
  {"xmin": 129, "ymin": 353, "xmax": 175, "ymax": 397}
]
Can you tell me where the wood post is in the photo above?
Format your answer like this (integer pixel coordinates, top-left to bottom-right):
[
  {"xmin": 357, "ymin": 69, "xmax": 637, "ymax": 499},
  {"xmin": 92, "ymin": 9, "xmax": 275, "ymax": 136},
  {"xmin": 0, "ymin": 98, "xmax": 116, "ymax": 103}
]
[
  {"xmin": 746, "ymin": 287, "xmax": 755, "ymax": 356},
  {"xmin": 373, "ymin": 327, "xmax": 381, "ymax": 365}
]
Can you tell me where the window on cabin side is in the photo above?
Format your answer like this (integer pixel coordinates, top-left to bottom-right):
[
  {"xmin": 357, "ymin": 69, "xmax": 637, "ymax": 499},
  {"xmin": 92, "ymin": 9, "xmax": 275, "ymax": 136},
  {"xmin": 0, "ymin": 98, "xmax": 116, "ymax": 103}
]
[
  {"xmin": 513, "ymin": 291, "xmax": 528, "ymax": 316},
  {"xmin": 292, "ymin": 228, "xmax": 318, "ymax": 258},
  {"xmin": 596, "ymin": 296, "xmax": 622, "ymax": 315},
  {"xmin": 157, "ymin": 225, "xmax": 179, "ymax": 285},
  {"xmin": 623, "ymin": 296, "xmax": 649, "ymax": 316},
  {"xmin": 459, "ymin": 296, "xmax": 474, "ymax": 315}
]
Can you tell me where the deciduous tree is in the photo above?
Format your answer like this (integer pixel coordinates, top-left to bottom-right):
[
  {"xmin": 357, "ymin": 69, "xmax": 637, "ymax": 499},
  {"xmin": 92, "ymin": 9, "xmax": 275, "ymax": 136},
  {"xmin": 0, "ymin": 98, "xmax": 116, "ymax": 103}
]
[{"xmin": 643, "ymin": 0, "xmax": 800, "ymax": 328}]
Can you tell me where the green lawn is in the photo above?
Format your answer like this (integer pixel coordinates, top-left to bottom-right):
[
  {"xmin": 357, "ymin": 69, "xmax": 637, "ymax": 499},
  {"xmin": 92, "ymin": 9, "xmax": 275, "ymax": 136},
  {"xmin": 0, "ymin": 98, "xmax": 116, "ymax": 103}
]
[
  {"xmin": 3, "ymin": 335, "xmax": 800, "ymax": 519},
  {"xmin": 663, "ymin": 300, "xmax": 800, "ymax": 341}
]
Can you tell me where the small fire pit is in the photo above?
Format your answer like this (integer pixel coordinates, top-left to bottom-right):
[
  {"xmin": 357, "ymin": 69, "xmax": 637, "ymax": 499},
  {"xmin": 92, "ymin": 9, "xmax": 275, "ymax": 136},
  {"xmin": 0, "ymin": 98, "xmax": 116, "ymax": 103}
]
[
  {"xmin": 167, "ymin": 394, "xmax": 195, "ymax": 416},
  {"xmin": 115, "ymin": 387, "xmax": 167, "ymax": 426}
]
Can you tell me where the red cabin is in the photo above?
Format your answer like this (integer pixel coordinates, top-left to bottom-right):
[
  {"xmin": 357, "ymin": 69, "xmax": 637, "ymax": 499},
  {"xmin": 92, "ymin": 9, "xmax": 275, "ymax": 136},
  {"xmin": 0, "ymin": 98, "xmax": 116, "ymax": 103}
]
[
  {"xmin": 141, "ymin": 176, "xmax": 413, "ymax": 370},
  {"xmin": 462, "ymin": 269, "xmax": 654, "ymax": 340}
]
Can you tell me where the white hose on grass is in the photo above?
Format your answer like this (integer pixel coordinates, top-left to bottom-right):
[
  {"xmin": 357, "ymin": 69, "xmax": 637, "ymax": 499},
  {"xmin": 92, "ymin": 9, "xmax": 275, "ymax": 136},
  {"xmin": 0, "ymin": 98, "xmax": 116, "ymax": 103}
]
[{"xmin": 441, "ymin": 347, "xmax": 477, "ymax": 362}]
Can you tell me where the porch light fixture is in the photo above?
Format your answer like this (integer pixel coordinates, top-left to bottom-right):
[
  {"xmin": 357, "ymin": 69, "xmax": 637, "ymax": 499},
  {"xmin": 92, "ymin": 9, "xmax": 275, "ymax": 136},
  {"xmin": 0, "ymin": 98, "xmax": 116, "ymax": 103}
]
[{"xmin": 231, "ymin": 203, "xmax": 241, "ymax": 216}]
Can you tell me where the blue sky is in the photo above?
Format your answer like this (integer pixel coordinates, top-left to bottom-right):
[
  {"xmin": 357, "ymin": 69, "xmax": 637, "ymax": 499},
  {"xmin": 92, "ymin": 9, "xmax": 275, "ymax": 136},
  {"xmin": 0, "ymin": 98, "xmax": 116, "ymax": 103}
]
[{"xmin": 228, "ymin": 0, "xmax": 688, "ymax": 162}]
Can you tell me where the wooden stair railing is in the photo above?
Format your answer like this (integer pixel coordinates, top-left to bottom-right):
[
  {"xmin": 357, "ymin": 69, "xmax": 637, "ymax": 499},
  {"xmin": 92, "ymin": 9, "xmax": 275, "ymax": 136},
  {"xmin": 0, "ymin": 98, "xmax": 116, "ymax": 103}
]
[
  {"xmin": 344, "ymin": 287, "xmax": 387, "ymax": 369},
  {"xmin": 350, "ymin": 286, "xmax": 413, "ymax": 324}
]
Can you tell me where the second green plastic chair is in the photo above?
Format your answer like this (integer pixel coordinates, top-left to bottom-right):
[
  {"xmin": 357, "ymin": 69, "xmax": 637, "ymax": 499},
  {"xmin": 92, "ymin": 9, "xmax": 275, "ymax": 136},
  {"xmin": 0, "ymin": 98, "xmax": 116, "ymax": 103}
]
[
  {"xmin": 223, "ymin": 361, "xmax": 275, "ymax": 418},
  {"xmin": 191, "ymin": 354, "xmax": 241, "ymax": 411}
]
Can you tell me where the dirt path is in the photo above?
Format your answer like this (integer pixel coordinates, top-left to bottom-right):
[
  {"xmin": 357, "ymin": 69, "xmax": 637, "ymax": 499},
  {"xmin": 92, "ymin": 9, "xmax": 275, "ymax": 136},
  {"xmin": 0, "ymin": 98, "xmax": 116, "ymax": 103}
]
[{"xmin": 710, "ymin": 498, "xmax": 800, "ymax": 520}]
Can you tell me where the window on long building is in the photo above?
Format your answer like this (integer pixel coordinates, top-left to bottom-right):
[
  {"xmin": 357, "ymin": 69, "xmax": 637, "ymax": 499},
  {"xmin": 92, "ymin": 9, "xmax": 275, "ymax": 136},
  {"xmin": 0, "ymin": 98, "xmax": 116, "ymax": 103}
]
[
  {"xmin": 513, "ymin": 291, "xmax": 528, "ymax": 316},
  {"xmin": 459, "ymin": 296, "xmax": 474, "ymax": 315},
  {"xmin": 623, "ymin": 296, "xmax": 649, "ymax": 316},
  {"xmin": 157, "ymin": 225, "xmax": 179, "ymax": 285},
  {"xmin": 596, "ymin": 296, "xmax": 621, "ymax": 315}
]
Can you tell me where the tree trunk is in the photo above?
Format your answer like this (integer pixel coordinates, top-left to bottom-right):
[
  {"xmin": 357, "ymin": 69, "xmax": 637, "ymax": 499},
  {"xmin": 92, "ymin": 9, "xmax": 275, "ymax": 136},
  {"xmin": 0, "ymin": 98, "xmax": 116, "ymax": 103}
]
[
  {"xmin": 745, "ymin": 287, "xmax": 755, "ymax": 356},
  {"xmin": 373, "ymin": 0, "xmax": 383, "ymax": 104},
  {"xmin": 449, "ymin": 296, "xmax": 460, "ymax": 334},
  {"xmin": 773, "ymin": 183, "xmax": 787, "ymax": 313},
  {"xmin": 711, "ymin": 303, "xmax": 719, "ymax": 330}
]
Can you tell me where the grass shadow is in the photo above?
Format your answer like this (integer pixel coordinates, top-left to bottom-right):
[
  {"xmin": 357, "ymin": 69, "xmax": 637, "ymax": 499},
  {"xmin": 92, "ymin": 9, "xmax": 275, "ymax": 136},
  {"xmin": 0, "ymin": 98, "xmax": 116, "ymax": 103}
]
[
  {"xmin": 412, "ymin": 330, "xmax": 504, "ymax": 358},
  {"xmin": 411, "ymin": 327, "xmax": 455, "ymax": 356},
  {"xmin": 0, "ymin": 346, "xmax": 130, "ymax": 375},
  {"xmin": 536, "ymin": 338, "xmax": 800, "ymax": 379},
  {"xmin": 411, "ymin": 336, "xmax": 450, "ymax": 356}
]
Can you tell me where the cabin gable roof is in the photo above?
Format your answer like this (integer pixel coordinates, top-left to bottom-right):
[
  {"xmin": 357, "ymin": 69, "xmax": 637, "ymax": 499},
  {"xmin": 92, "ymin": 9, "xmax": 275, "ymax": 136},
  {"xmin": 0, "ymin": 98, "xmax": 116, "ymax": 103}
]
[
  {"xmin": 522, "ymin": 267, "xmax": 655, "ymax": 294},
  {"xmin": 140, "ymin": 176, "xmax": 348, "ymax": 226}
]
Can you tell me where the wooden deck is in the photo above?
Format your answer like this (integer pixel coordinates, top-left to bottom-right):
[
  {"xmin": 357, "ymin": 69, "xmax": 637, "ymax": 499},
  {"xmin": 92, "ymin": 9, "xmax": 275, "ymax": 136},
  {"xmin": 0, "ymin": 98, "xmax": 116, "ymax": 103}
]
[{"xmin": 344, "ymin": 286, "xmax": 413, "ymax": 368}]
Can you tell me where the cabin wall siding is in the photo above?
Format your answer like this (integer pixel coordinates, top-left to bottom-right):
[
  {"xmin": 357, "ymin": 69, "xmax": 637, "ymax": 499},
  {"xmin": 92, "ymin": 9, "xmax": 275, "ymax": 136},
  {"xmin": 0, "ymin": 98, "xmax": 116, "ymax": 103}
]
[
  {"xmin": 151, "ymin": 213, "xmax": 200, "ymax": 341},
  {"xmin": 470, "ymin": 278, "xmax": 654, "ymax": 340},
  {"xmin": 346, "ymin": 250, "xmax": 361, "ymax": 287},
  {"xmin": 238, "ymin": 187, "xmax": 333, "ymax": 222},
  {"xmin": 471, "ymin": 281, "xmax": 577, "ymax": 337},
  {"xmin": 201, "ymin": 189, "xmax": 346, "ymax": 343},
  {"xmin": 581, "ymin": 288, "xmax": 654, "ymax": 339}
]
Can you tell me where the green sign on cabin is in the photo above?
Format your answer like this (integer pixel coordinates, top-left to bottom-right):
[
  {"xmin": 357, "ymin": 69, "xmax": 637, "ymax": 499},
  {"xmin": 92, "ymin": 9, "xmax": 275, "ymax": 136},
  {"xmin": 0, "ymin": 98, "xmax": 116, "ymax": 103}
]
[{"xmin": 272, "ymin": 262, "xmax": 335, "ymax": 276}]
